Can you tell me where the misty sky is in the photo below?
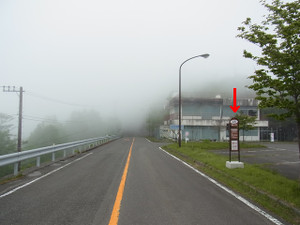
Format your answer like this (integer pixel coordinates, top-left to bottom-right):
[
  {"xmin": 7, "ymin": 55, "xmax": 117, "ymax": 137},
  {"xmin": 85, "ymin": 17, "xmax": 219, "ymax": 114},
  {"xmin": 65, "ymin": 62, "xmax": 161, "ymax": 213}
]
[{"xmin": 0, "ymin": 0, "xmax": 271, "ymax": 137}]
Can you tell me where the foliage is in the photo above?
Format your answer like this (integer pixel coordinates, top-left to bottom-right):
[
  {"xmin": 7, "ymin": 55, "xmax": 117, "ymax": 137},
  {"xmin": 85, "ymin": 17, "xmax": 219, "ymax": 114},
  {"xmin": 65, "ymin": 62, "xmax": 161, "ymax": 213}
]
[
  {"xmin": 146, "ymin": 106, "xmax": 167, "ymax": 137},
  {"xmin": 0, "ymin": 113, "xmax": 16, "ymax": 155},
  {"xmin": 64, "ymin": 110, "xmax": 105, "ymax": 141},
  {"xmin": 105, "ymin": 116, "xmax": 122, "ymax": 136},
  {"xmin": 235, "ymin": 111, "xmax": 257, "ymax": 141},
  {"xmin": 26, "ymin": 110, "xmax": 116, "ymax": 149},
  {"xmin": 26, "ymin": 119, "xmax": 67, "ymax": 148},
  {"xmin": 237, "ymin": 0, "xmax": 300, "ymax": 150},
  {"xmin": 235, "ymin": 111, "xmax": 257, "ymax": 131}
]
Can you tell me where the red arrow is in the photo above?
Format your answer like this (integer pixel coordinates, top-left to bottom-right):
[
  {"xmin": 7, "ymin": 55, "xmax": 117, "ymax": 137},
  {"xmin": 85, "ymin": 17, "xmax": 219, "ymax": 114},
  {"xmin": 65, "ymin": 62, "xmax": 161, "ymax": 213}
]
[{"xmin": 230, "ymin": 88, "xmax": 240, "ymax": 113}]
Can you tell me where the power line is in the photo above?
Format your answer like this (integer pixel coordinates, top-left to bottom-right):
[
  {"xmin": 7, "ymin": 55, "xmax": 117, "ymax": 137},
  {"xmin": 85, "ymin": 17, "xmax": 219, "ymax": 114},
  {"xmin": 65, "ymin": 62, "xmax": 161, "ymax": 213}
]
[
  {"xmin": 26, "ymin": 91, "xmax": 93, "ymax": 107},
  {"xmin": 22, "ymin": 114, "xmax": 94, "ymax": 124},
  {"xmin": 22, "ymin": 115, "xmax": 64, "ymax": 123}
]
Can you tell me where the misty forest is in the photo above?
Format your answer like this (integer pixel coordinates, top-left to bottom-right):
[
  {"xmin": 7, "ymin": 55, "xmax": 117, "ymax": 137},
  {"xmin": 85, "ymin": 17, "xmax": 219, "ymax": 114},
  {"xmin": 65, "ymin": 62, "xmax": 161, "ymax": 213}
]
[{"xmin": 0, "ymin": 110, "xmax": 121, "ymax": 155}]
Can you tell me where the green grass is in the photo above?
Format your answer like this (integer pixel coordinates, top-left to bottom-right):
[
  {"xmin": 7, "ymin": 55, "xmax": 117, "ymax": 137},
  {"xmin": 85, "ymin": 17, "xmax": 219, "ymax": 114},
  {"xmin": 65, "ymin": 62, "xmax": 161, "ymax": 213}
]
[
  {"xmin": 163, "ymin": 142, "xmax": 300, "ymax": 224},
  {"xmin": 146, "ymin": 136, "xmax": 174, "ymax": 143},
  {"xmin": 0, "ymin": 173, "xmax": 24, "ymax": 185}
]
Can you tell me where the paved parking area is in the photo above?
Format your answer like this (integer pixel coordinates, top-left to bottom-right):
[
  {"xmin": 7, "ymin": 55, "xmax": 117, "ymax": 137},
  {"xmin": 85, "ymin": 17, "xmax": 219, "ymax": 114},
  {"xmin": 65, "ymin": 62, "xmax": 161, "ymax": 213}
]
[{"xmin": 217, "ymin": 142, "xmax": 300, "ymax": 180}]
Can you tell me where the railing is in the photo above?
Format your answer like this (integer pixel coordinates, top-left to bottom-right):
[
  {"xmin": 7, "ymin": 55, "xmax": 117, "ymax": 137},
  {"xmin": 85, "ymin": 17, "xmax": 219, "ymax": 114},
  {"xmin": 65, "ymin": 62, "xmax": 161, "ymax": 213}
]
[{"xmin": 0, "ymin": 135, "xmax": 119, "ymax": 176}]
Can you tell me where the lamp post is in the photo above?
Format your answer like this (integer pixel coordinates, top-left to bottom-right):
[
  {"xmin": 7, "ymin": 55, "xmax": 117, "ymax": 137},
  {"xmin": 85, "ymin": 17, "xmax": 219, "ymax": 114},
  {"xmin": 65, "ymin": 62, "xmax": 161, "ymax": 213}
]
[{"xmin": 178, "ymin": 54, "xmax": 209, "ymax": 147}]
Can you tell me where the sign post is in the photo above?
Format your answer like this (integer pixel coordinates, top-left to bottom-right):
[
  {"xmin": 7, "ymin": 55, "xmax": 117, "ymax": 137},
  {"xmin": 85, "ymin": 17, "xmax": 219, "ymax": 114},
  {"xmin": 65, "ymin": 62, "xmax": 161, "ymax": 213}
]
[
  {"xmin": 226, "ymin": 118, "xmax": 244, "ymax": 169},
  {"xmin": 270, "ymin": 132, "xmax": 274, "ymax": 142},
  {"xmin": 185, "ymin": 131, "xmax": 189, "ymax": 143}
]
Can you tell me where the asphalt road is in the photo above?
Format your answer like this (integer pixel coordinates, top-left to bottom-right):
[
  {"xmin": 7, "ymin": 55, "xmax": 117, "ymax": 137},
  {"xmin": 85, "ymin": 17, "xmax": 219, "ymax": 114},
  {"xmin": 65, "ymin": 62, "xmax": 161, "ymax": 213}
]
[
  {"xmin": 243, "ymin": 142, "xmax": 300, "ymax": 180},
  {"xmin": 0, "ymin": 137, "xmax": 283, "ymax": 225},
  {"xmin": 215, "ymin": 142, "xmax": 299, "ymax": 180}
]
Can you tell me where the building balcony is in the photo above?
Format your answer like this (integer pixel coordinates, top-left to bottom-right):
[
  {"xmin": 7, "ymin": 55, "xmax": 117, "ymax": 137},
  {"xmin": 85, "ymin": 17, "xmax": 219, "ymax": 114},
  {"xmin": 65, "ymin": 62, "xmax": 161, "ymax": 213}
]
[{"xmin": 169, "ymin": 117, "xmax": 268, "ymax": 127}]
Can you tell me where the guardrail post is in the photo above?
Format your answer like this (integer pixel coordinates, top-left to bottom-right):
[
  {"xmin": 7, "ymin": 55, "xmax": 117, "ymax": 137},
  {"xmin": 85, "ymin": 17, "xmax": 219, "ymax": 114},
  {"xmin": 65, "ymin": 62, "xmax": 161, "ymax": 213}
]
[
  {"xmin": 64, "ymin": 150, "xmax": 66, "ymax": 158},
  {"xmin": 52, "ymin": 152, "xmax": 55, "ymax": 161},
  {"xmin": 14, "ymin": 163, "xmax": 19, "ymax": 176},
  {"xmin": 37, "ymin": 157, "xmax": 40, "ymax": 167}
]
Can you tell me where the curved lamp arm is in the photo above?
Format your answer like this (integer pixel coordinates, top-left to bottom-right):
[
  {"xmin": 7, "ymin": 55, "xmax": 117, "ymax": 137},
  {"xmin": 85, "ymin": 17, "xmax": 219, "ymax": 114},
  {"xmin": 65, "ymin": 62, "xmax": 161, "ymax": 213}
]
[{"xmin": 178, "ymin": 53, "xmax": 210, "ymax": 147}]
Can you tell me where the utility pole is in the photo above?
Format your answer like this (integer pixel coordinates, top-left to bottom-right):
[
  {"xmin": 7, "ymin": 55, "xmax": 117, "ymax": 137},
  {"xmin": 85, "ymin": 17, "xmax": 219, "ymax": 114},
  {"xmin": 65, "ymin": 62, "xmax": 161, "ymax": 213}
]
[{"xmin": 2, "ymin": 86, "xmax": 24, "ymax": 172}]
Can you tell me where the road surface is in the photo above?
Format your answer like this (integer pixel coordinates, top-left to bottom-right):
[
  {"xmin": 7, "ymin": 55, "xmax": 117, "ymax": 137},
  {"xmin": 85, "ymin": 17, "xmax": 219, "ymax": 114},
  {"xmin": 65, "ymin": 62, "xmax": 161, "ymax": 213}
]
[
  {"xmin": 0, "ymin": 137, "xmax": 283, "ymax": 224},
  {"xmin": 214, "ymin": 142, "xmax": 299, "ymax": 180},
  {"xmin": 243, "ymin": 142, "xmax": 299, "ymax": 180}
]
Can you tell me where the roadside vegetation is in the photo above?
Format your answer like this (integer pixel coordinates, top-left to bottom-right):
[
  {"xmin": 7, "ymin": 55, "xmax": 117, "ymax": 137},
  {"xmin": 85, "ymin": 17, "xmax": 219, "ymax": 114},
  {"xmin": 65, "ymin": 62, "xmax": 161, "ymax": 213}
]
[
  {"xmin": 163, "ymin": 141, "xmax": 300, "ymax": 224},
  {"xmin": 237, "ymin": 0, "xmax": 300, "ymax": 157},
  {"xmin": 146, "ymin": 137, "xmax": 173, "ymax": 143},
  {"xmin": 0, "ymin": 110, "xmax": 121, "ymax": 179}
]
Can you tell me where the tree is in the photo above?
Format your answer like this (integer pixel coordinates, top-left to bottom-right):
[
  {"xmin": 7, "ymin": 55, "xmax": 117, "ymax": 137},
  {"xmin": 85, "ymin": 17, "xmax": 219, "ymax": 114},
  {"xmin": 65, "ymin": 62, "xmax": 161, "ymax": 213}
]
[
  {"xmin": 235, "ymin": 112, "xmax": 257, "ymax": 142},
  {"xmin": 0, "ymin": 113, "xmax": 16, "ymax": 155},
  {"xmin": 27, "ymin": 117, "xmax": 67, "ymax": 148},
  {"xmin": 146, "ymin": 106, "xmax": 167, "ymax": 139},
  {"xmin": 64, "ymin": 110, "xmax": 105, "ymax": 141},
  {"xmin": 237, "ymin": 0, "xmax": 300, "ymax": 155}
]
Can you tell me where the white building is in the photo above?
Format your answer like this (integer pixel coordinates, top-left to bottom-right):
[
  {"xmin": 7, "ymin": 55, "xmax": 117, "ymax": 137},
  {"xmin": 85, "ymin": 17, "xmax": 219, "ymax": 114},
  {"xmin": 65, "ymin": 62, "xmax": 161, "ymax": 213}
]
[{"xmin": 161, "ymin": 95, "xmax": 268, "ymax": 141}]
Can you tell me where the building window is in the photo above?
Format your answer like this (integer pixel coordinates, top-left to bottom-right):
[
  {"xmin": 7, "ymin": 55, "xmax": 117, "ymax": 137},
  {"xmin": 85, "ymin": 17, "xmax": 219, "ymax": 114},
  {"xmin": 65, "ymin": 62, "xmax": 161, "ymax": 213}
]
[{"xmin": 248, "ymin": 110, "xmax": 257, "ymax": 117}]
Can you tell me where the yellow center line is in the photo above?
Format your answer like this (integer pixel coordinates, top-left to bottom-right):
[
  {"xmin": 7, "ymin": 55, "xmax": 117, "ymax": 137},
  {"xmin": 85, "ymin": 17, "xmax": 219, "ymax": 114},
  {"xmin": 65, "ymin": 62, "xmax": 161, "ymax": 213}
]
[{"xmin": 108, "ymin": 137, "xmax": 135, "ymax": 225}]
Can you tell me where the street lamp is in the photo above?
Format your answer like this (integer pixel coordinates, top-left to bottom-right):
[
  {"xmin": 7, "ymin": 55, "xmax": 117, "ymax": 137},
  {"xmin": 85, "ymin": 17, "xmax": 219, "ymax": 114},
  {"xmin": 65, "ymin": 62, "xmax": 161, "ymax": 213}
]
[{"xmin": 178, "ymin": 54, "xmax": 210, "ymax": 147}]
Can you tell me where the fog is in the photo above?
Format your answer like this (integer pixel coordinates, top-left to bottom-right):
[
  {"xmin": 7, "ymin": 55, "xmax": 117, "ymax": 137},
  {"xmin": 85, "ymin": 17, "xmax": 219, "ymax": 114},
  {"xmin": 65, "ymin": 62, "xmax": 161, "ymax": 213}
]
[{"xmin": 0, "ymin": 0, "xmax": 269, "ymax": 138}]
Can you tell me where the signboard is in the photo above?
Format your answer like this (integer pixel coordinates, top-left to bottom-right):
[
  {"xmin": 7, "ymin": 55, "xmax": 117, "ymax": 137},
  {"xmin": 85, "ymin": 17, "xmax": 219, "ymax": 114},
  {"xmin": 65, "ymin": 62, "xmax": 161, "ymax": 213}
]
[
  {"xmin": 229, "ymin": 117, "xmax": 240, "ymax": 161},
  {"xmin": 230, "ymin": 119, "xmax": 239, "ymax": 127},
  {"xmin": 231, "ymin": 140, "xmax": 238, "ymax": 151},
  {"xmin": 230, "ymin": 128, "xmax": 239, "ymax": 140},
  {"xmin": 170, "ymin": 124, "xmax": 184, "ymax": 130}
]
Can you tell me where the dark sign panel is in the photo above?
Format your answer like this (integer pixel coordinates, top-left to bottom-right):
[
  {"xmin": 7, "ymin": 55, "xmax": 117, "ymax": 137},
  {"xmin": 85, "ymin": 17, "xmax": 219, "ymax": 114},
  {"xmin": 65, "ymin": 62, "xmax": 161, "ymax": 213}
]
[{"xmin": 230, "ymin": 128, "xmax": 239, "ymax": 140}]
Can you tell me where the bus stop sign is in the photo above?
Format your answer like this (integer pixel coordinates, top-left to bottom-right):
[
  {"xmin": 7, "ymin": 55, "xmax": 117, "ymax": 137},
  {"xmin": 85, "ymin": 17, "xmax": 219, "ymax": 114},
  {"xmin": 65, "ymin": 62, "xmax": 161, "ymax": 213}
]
[{"xmin": 229, "ymin": 117, "xmax": 240, "ymax": 161}]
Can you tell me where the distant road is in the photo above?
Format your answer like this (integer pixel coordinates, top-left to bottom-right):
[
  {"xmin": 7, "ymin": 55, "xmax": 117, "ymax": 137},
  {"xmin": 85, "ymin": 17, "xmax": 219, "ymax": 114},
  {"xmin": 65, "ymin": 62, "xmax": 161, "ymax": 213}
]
[{"xmin": 0, "ymin": 137, "xmax": 283, "ymax": 225}]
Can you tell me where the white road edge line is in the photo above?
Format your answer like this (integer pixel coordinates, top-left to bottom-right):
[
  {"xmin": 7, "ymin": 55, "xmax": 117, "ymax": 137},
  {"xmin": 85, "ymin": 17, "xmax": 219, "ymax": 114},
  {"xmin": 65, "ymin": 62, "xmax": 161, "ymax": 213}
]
[
  {"xmin": 158, "ymin": 147, "xmax": 283, "ymax": 225},
  {"xmin": 145, "ymin": 138, "xmax": 151, "ymax": 143},
  {"xmin": 0, "ymin": 152, "xmax": 93, "ymax": 199}
]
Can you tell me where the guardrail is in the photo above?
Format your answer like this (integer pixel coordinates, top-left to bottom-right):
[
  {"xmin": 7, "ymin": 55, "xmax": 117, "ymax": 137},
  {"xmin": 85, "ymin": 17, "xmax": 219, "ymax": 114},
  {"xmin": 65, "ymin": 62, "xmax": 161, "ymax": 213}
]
[{"xmin": 0, "ymin": 135, "xmax": 119, "ymax": 176}]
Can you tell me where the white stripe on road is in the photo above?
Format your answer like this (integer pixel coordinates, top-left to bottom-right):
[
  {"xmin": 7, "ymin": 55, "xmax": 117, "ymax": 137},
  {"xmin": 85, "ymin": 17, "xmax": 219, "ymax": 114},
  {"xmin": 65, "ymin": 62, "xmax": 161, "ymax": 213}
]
[
  {"xmin": 159, "ymin": 147, "xmax": 283, "ymax": 225},
  {"xmin": 0, "ymin": 153, "xmax": 93, "ymax": 199},
  {"xmin": 247, "ymin": 149, "xmax": 287, "ymax": 153},
  {"xmin": 276, "ymin": 161, "xmax": 300, "ymax": 165},
  {"xmin": 267, "ymin": 147, "xmax": 287, "ymax": 151}
]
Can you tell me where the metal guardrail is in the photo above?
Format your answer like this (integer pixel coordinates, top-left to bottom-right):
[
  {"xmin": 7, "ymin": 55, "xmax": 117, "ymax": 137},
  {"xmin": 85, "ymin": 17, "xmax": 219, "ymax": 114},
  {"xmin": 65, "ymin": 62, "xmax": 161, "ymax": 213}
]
[{"xmin": 0, "ymin": 135, "xmax": 119, "ymax": 176}]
